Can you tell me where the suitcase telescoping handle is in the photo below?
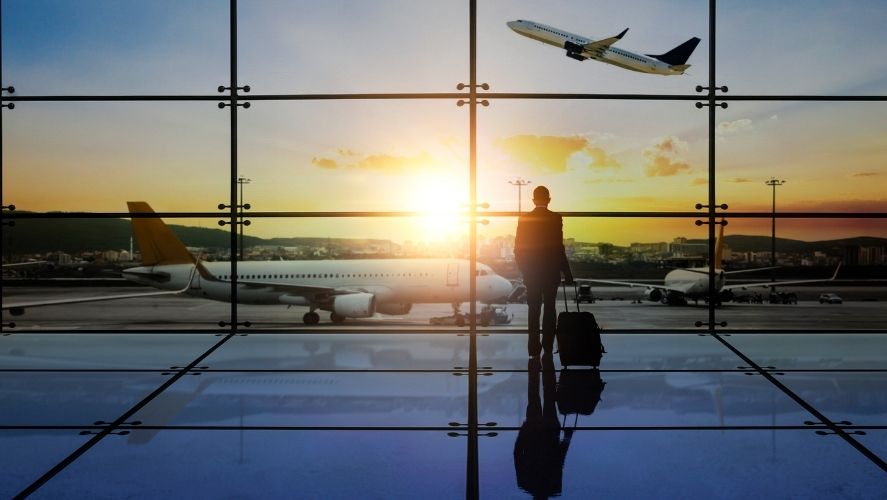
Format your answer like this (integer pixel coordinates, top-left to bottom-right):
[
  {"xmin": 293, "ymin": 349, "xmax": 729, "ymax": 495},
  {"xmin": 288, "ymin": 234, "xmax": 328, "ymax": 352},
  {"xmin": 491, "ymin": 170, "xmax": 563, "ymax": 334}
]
[{"xmin": 562, "ymin": 281, "xmax": 579, "ymax": 313}]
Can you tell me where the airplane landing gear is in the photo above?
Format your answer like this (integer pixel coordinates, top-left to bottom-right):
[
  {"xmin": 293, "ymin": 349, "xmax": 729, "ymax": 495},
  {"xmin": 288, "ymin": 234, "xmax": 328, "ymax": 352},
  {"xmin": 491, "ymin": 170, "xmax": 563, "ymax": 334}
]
[
  {"xmin": 451, "ymin": 302, "xmax": 465, "ymax": 327},
  {"xmin": 303, "ymin": 311, "xmax": 320, "ymax": 325},
  {"xmin": 330, "ymin": 312, "xmax": 346, "ymax": 324}
]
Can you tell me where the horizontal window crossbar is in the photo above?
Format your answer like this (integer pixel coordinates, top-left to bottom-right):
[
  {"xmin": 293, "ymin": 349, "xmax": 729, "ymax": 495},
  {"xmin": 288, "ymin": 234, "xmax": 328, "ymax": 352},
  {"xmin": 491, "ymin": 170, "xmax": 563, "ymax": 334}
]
[{"xmin": 5, "ymin": 211, "xmax": 887, "ymax": 219}]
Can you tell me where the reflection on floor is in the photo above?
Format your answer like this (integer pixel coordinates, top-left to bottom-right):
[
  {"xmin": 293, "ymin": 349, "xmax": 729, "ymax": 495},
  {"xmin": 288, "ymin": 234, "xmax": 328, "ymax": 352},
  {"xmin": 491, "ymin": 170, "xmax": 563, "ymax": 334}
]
[{"xmin": 1, "ymin": 332, "xmax": 886, "ymax": 498}]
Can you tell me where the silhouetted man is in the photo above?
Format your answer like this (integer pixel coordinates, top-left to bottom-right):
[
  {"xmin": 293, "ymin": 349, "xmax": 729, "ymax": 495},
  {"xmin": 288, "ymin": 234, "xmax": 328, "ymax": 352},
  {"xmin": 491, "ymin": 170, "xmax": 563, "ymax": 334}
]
[
  {"xmin": 515, "ymin": 186, "xmax": 573, "ymax": 357},
  {"xmin": 514, "ymin": 356, "xmax": 571, "ymax": 498}
]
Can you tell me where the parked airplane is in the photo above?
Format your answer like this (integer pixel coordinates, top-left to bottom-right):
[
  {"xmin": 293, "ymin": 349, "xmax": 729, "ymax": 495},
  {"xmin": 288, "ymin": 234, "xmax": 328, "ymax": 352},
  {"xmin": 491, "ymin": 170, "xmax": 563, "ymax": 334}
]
[
  {"xmin": 581, "ymin": 223, "xmax": 841, "ymax": 305},
  {"xmin": 2, "ymin": 202, "xmax": 513, "ymax": 324},
  {"xmin": 507, "ymin": 19, "xmax": 700, "ymax": 75}
]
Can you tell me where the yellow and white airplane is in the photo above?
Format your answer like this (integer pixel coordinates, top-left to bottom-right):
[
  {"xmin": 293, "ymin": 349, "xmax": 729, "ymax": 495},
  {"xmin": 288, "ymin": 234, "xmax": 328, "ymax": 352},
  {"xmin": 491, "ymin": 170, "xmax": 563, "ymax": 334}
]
[
  {"xmin": 507, "ymin": 19, "xmax": 700, "ymax": 75},
  {"xmin": 581, "ymin": 223, "xmax": 841, "ymax": 305},
  {"xmin": 3, "ymin": 202, "xmax": 513, "ymax": 324}
]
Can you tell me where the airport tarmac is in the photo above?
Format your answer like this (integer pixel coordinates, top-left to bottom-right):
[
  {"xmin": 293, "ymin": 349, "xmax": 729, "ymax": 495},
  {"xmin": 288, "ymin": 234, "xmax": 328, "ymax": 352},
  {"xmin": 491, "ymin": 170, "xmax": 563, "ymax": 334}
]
[{"xmin": 3, "ymin": 286, "xmax": 886, "ymax": 331}]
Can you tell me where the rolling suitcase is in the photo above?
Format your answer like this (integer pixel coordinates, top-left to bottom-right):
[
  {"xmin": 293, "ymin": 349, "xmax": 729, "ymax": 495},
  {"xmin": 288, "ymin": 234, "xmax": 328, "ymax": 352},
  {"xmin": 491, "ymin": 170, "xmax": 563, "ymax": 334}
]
[{"xmin": 555, "ymin": 283, "xmax": 605, "ymax": 368}]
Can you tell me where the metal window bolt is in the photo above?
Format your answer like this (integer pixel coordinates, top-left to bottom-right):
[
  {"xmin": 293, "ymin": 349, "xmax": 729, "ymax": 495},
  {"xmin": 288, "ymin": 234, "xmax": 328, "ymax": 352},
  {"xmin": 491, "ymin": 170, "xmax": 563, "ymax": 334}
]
[
  {"xmin": 695, "ymin": 203, "xmax": 728, "ymax": 210},
  {"xmin": 1, "ymin": 103, "xmax": 14, "ymax": 109},
  {"xmin": 1, "ymin": 205, "xmax": 15, "ymax": 211},
  {"xmin": 218, "ymin": 219, "xmax": 251, "ymax": 226},
  {"xmin": 456, "ymin": 83, "xmax": 490, "ymax": 90},
  {"xmin": 2, "ymin": 323, "xmax": 15, "ymax": 329},
  {"xmin": 695, "ymin": 85, "xmax": 728, "ymax": 93},
  {"xmin": 1, "ymin": 86, "xmax": 14, "ymax": 94},
  {"xmin": 695, "ymin": 321, "xmax": 728, "ymax": 328},
  {"xmin": 218, "ymin": 203, "xmax": 251, "ymax": 210},
  {"xmin": 695, "ymin": 219, "xmax": 728, "ymax": 226},
  {"xmin": 805, "ymin": 420, "xmax": 852, "ymax": 426},
  {"xmin": 815, "ymin": 430, "xmax": 866, "ymax": 436},
  {"xmin": 447, "ymin": 432, "xmax": 498, "ymax": 437},
  {"xmin": 218, "ymin": 85, "xmax": 251, "ymax": 93},
  {"xmin": 695, "ymin": 101, "xmax": 728, "ymax": 109},
  {"xmin": 457, "ymin": 99, "xmax": 489, "ymax": 107},
  {"xmin": 80, "ymin": 430, "xmax": 131, "ymax": 436},
  {"xmin": 218, "ymin": 101, "xmax": 251, "ymax": 109},
  {"xmin": 218, "ymin": 321, "xmax": 252, "ymax": 327}
]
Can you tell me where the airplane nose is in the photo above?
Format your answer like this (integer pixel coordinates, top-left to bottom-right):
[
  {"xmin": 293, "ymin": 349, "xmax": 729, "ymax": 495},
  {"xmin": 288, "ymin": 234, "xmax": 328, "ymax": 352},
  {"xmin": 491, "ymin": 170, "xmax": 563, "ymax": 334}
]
[
  {"xmin": 506, "ymin": 21, "xmax": 519, "ymax": 31},
  {"xmin": 487, "ymin": 276, "xmax": 512, "ymax": 303}
]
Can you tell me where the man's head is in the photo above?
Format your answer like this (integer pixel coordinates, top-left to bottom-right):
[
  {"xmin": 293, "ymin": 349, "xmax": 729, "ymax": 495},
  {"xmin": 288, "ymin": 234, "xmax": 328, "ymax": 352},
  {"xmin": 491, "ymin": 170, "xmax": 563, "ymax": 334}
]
[{"xmin": 532, "ymin": 186, "xmax": 551, "ymax": 207}]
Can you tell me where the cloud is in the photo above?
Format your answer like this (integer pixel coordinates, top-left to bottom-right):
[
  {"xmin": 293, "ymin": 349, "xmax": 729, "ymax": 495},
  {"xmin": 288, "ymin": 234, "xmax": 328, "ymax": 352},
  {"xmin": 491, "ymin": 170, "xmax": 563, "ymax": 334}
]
[
  {"xmin": 717, "ymin": 118, "xmax": 753, "ymax": 136},
  {"xmin": 311, "ymin": 150, "xmax": 436, "ymax": 173},
  {"xmin": 643, "ymin": 136, "xmax": 693, "ymax": 177},
  {"xmin": 726, "ymin": 177, "xmax": 754, "ymax": 183},
  {"xmin": 311, "ymin": 157, "xmax": 339, "ymax": 169},
  {"xmin": 852, "ymin": 172, "xmax": 881, "ymax": 177},
  {"xmin": 691, "ymin": 177, "xmax": 708, "ymax": 185},
  {"xmin": 494, "ymin": 134, "xmax": 620, "ymax": 173}
]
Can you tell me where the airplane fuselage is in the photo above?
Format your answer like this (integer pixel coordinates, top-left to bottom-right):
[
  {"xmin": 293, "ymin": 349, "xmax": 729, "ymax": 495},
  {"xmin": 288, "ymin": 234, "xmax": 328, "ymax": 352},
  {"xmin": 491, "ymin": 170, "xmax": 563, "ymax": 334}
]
[
  {"xmin": 663, "ymin": 268, "xmax": 726, "ymax": 299},
  {"xmin": 507, "ymin": 20, "xmax": 687, "ymax": 75},
  {"xmin": 123, "ymin": 258, "xmax": 512, "ymax": 310}
]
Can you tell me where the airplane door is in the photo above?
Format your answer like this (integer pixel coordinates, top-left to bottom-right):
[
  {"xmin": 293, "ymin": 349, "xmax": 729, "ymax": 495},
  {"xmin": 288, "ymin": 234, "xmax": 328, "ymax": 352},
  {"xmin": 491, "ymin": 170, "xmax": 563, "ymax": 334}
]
[{"xmin": 446, "ymin": 263, "xmax": 459, "ymax": 287}]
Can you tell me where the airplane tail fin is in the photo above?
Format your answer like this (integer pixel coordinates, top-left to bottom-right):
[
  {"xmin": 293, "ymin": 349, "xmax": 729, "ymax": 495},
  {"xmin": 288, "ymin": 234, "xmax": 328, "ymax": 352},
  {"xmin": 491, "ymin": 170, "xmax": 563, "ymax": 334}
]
[
  {"xmin": 714, "ymin": 221, "xmax": 725, "ymax": 270},
  {"xmin": 646, "ymin": 37, "xmax": 701, "ymax": 66},
  {"xmin": 127, "ymin": 202, "xmax": 195, "ymax": 266}
]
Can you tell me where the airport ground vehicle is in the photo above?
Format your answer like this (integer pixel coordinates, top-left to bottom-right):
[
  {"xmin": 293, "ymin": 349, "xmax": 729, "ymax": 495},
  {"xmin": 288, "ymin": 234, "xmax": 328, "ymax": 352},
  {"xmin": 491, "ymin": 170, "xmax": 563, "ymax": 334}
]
[
  {"xmin": 769, "ymin": 292, "xmax": 798, "ymax": 304},
  {"xmin": 576, "ymin": 284, "xmax": 595, "ymax": 304},
  {"xmin": 819, "ymin": 293, "xmax": 843, "ymax": 304},
  {"xmin": 430, "ymin": 305, "xmax": 512, "ymax": 327}
]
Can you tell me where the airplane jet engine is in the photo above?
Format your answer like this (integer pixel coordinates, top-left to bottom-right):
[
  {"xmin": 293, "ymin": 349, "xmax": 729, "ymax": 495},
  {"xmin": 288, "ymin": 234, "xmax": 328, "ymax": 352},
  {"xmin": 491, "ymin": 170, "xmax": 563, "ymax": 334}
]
[
  {"xmin": 719, "ymin": 290, "xmax": 734, "ymax": 303},
  {"xmin": 375, "ymin": 303, "xmax": 412, "ymax": 315},
  {"xmin": 332, "ymin": 293, "xmax": 376, "ymax": 318},
  {"xmin": 644, "ymin": 288, "xmax": 663, "ymax": 303}
]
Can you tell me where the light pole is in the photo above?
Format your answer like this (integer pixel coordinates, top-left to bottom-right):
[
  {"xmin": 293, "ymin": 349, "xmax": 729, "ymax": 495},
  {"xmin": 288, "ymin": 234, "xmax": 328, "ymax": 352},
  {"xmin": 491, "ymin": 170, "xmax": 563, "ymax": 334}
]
[
  {"xmin": 508, "ymin": 177, "xmax": 531, "ymax": 215},
  {"xmin": 765, "ymin": 177, "xmax": 785, "ymax": 282},
  {"xmin": 237, "ymin": 176, "xmax": 251, "ymax": 260}
]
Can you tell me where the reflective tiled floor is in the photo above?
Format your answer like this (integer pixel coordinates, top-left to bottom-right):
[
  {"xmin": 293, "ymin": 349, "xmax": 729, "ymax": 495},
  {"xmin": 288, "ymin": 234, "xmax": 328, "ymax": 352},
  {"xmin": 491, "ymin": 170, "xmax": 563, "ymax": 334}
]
[{"xmin": 2, "ymin": 332, "xmax": 886, "ymax": 498}]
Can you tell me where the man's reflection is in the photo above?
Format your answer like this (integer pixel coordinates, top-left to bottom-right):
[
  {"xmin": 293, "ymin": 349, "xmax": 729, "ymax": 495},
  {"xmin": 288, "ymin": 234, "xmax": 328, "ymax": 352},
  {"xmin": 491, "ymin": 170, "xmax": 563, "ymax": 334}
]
[{"xmin": 513, "ymin": 355, "xmax": 570, "ymax": 498}]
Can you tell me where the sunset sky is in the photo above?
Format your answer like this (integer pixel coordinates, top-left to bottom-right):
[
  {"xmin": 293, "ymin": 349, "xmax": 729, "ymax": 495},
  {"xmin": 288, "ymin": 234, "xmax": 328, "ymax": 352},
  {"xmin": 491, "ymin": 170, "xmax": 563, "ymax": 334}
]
[{"xmin": 2, "ymin": 0, "xmax": 886, "ymax": 245}]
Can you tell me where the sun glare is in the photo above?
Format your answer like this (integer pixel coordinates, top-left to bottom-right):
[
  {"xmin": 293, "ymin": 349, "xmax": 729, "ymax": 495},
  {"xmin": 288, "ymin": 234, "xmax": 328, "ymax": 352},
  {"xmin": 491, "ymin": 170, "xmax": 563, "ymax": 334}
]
[{"xmin": 408, "ymin": 174, "xmax": 468, "ymax": 243}]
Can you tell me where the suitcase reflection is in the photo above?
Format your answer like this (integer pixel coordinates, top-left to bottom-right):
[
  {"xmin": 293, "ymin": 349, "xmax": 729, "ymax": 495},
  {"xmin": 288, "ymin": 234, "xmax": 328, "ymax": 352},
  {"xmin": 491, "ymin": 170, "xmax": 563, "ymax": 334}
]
[{"xmin": 514, "ymin": 357, "xmax": 606, "ymax": 498}]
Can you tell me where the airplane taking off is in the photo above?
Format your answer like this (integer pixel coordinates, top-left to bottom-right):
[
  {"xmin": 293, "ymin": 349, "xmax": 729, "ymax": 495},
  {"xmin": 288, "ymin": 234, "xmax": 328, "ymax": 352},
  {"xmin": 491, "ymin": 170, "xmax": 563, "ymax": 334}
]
[
  {"xmin": 581, "ymin": 223, "xmax": 841, "ymax": 305},
  {"xmin": 507, "ymin": 19, "xmax": 700, "ymax": 75},
  {"xmin": 3, "ymin": 202, "xmax": 513, "ymax": 325}
]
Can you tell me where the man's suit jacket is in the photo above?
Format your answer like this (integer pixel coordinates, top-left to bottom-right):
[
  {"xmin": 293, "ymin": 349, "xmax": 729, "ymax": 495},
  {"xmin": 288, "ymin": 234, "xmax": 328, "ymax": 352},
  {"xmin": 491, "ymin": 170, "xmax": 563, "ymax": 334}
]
[{"xmin": 514, "ymin": 207, "xmax": 571, "ymax": 285}]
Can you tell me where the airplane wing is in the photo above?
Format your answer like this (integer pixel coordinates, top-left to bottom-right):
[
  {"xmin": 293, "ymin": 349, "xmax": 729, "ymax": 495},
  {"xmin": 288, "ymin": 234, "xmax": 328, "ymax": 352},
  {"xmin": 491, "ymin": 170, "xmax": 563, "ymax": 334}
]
[
  {"xmin": 2, "ymin": 283, "xmax": 192, "ymax": 312},
  {"xmin": 582, "ymin": 28, "xmax": 628, "ymax": 57},
  {"xmin": 3, "ymin": 265, "xmax": 201, "ymax": 313},
  {"xmin": 723, "ymin": 266, "xmax": 780, "ymax": 275},
  {"xmin": 575, "ymin": 278, "xmax": 691, "ymax": 295},
  {"xmin": 723, "ymin": 264, "xmax": 841, "ymax": 291}
]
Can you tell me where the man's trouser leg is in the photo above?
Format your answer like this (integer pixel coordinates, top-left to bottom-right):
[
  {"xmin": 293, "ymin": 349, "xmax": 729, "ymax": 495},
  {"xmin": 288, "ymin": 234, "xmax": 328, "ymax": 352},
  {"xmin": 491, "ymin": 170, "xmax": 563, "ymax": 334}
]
[
  {"xmin": 541, "ymin": 281, "xmax": 560, "ymax": 354},
  {"xmin": 526, "ymin": 282, "xmax": 543, "ymax": 356}
]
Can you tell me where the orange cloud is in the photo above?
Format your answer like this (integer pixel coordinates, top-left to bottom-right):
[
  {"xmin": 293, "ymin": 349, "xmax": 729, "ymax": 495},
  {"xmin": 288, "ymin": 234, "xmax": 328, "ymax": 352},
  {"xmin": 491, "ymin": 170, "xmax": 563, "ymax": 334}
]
[
  {"xmin": 691, "ymin": 177, "xmax": 708, "ymax": 185},
  {"xmin": 495, "ymin": 134, "xmax": 620, "ymax": 173},
  {"xmin": 851, "ymin": 172, "xmax": 881, "ymax": 177},
  {"xmin": 311, "ymin": 157, "xmax": 339, "ymax": 169},
  {"xmin": 643, "ymin": 136, "xmax": 693, "ymax": 177},
  {"xmin": 726, "ymin": 177, "xmax": 753, "ymax": 183},
  {"xmin": 311, "ymin": 150, "xmax": 436, "ymax": 173}
]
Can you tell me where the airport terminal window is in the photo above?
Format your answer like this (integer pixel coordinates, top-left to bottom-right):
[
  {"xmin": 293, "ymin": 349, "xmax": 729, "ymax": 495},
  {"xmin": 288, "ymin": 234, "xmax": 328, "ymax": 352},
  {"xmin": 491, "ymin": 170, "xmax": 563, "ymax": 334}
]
[{"xmin": 1, "ymin": 1, "xmax": 886, "ymax": 498}]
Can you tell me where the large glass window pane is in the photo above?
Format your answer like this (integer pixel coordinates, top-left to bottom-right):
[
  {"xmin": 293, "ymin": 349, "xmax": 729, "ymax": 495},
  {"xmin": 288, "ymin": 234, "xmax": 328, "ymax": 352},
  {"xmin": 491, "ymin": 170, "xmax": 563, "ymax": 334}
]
[
  {"xmin": 2, "ymin": 217, "xmax": 232, "ymax": 331},
  {"xmin": 238, "ymin": 100, "xmax": 467, "ymax": 212},
  {"xmin": 713, "ymin": 218, "xmax": 886, "ymax": 330},
  {"xmin": 33, "ymin": 430, "xmax": 467, "ymax": 498},
  {"xmin": 715, "ymin": 103, "xmax": 887, "ymax": 212},
  {"xmin": 479, "ymin": 101, "xmax": 707, "ymax": 213},
  {"xmin": 480, "ymin": 217, "xmax": 713, "ymax": 332},
  {"xmin": 1, "ymin": 0, "xmax": 228, "ymax": 95},
  {"xmin": 481, "ymin": 430, "xmax": 887, "ymax": 498},
  {"xmin": 235, "ymin": 217, "xmax": 510, "ymax": 329},
  {"xmin": 239, "ymin": 0, "xmax": 467, "ymax": 93},
  {"xmin": 718, "ymin": 1, "xmax": 887, "ymax": 94},
  {"xmin": 2, "ymin": 103, "xmax": 228, "ymax": 212},
  {"xmin": 479, "ymin": 0, "xmax": 708, "ymax": 94}
]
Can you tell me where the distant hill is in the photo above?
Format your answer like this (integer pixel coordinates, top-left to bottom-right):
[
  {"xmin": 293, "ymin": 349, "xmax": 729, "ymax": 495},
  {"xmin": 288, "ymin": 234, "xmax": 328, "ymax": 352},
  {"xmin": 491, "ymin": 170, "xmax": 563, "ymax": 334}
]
[{"xmin": 686, "ymin": 235, "xmax": 887, "ymax": 254}]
